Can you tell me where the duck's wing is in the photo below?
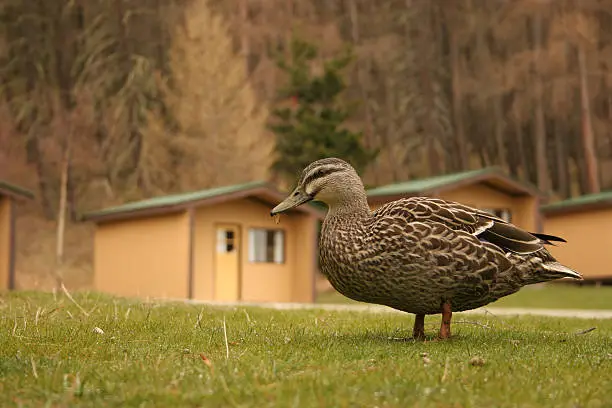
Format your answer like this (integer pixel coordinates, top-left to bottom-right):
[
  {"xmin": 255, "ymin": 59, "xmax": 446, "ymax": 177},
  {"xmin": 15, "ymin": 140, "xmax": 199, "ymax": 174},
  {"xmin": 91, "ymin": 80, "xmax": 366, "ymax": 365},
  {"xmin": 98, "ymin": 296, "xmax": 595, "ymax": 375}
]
[{"xmin": 373, "ymin": 197, "xmax": 563, "ymax": 256}]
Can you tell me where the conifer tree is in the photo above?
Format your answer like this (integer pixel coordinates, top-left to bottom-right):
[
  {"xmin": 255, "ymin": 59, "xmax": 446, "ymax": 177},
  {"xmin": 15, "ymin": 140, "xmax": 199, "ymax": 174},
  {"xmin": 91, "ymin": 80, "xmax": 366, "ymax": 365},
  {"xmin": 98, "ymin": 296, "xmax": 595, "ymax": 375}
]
[{"xmin": 269, "ymin": 36, "xmax": 377, "ymax": 185}]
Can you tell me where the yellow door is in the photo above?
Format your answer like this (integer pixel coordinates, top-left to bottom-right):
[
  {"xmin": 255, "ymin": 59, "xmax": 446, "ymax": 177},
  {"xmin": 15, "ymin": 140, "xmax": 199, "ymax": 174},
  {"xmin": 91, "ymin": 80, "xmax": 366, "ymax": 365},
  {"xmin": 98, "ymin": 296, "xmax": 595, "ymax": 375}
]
[{"xmin": 214, "ymin": 224, "xmax": 241, "ymax": 301}]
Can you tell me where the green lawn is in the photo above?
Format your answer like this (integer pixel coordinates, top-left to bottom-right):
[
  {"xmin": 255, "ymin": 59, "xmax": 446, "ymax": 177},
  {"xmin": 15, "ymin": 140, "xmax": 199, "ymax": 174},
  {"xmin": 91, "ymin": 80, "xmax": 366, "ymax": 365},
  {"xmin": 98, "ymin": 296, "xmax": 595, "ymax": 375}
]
[
  {"xmin": 316, "ymin": 283, "xmax": 612, "ymax": 310},
  {"xmin": 1, "ymin": 291, "xmax": 611, "ymax": 407}
]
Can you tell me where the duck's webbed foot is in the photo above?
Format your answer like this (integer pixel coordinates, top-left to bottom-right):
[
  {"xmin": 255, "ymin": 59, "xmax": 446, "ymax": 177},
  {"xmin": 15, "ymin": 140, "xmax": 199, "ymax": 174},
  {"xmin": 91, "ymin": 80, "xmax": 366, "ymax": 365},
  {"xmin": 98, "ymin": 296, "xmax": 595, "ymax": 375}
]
[
  {"xmin": 438, "ymin": 301, "xmax": 452, "ymax": 339},
  {"xmin": 412, "ymin": 314, "xmax": 426, "ymax": 340}
]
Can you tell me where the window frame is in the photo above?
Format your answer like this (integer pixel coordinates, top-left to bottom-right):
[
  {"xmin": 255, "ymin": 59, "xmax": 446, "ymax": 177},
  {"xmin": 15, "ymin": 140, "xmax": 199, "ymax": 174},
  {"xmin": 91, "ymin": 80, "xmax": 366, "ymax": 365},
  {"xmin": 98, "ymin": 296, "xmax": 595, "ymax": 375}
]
[{"xmin": 247, "ymin": 227, "xmax": 286, "ymax": 264}]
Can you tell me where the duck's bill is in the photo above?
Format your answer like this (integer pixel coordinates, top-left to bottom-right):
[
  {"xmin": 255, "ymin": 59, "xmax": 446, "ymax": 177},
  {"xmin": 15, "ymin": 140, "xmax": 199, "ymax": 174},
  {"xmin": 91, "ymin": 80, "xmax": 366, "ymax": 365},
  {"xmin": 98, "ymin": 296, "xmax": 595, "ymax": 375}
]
[{"xmin": 270, "ymin": 192, "xmax": 313, "ymax": 216}]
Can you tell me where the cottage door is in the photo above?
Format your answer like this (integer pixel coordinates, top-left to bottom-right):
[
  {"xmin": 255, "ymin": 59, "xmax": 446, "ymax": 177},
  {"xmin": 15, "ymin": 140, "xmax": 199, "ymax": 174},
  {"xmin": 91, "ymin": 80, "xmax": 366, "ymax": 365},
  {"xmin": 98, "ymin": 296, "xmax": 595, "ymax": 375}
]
[{"xmin": 214, "ymin": 224, "xmax": 241, "ymax": 301}]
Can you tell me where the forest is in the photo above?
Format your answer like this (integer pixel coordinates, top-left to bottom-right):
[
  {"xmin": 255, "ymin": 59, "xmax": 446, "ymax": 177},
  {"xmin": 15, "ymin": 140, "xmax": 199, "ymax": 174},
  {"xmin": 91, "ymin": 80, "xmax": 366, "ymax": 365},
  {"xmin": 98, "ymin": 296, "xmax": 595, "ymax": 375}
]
[{"xmin": 1, "ymin": 0, "xmax": 611, "ymax": 287}]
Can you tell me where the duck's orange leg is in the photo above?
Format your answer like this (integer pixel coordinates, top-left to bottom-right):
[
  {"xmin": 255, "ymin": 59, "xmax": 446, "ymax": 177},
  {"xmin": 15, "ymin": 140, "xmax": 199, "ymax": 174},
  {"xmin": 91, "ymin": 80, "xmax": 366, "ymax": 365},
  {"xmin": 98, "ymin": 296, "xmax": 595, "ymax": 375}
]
[
  {"xmin": 412, "ymin": 314, "xmax": 425, "ymax": 340},
  {"xmin": 439, "ymin": 301, "xmax": 452, "ymax": 339}
]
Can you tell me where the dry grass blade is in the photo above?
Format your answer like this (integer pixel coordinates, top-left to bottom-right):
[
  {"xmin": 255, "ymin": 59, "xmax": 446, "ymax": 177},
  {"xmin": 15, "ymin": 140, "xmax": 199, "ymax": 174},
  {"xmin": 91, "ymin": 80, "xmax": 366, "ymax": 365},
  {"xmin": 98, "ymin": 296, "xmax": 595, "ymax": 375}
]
[
  {"xmin": 30, "ymin": 356, "xmax": 38, "ymax": 379},
  {"xmin": 223, "ymin": 316, "xmax": 229, "ymax": 360},
  {"xmin": 575, "ymin": 327, "xmax": 596, "ymax": 335},
  {"xmin": 42, "ymin": 307, "xmax": 62, "ymax": 318},
  {"xmin": 195, "ymin": 309, "xmax": 203, "ymax": 329},
  {"xmin": 34, "ymin": 307, "xmax": 42, "ymax": 326},
  {"xmin": 242, "ymin": 309, "xmax": 251, "ymax": 323},
  {"xmin": 441, "ymin": 357, "xmax": 450, "ymax": 382},
  {"xmin": 61, "ymin": 283, "xmax": 90, "ymax": 317}
]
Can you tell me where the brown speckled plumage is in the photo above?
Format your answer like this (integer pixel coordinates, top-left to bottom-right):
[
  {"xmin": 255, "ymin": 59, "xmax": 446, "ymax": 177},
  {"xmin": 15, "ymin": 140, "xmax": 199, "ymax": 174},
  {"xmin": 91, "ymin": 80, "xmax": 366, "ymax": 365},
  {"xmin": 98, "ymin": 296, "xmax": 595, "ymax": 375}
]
[{"xmin": 271, "ymin": 158, "xmax": 582, "ymax": 339}]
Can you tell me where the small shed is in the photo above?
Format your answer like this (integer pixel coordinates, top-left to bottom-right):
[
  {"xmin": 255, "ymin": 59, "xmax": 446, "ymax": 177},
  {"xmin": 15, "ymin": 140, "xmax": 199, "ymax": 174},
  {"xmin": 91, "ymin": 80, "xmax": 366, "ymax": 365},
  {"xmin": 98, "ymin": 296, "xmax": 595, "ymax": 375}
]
[
  {"xmin": 82, "ymin": 181, "xmax": 323, "ymax": 303},
  {"xmin": 542, "ymin": 191, "xmax": 612, "ymax": 282},
  {"xmin": 367, "ymin": 167, "xmax": 542, "ymax": 231},
  {"xmin": 0, "ymin": 181, "xmax": 34, "ymax": 290}
]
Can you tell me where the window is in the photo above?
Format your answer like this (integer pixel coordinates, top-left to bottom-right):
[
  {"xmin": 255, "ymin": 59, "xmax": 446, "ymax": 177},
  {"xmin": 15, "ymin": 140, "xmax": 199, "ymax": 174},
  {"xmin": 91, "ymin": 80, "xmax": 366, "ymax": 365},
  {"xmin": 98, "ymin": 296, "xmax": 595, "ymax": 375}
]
[
  {"xmin": 482, "ymin": 208, "xmax": 512, "ymax": 222},
  {"xmin": 216, "ymin": 228, "xmax": 237, "ymax": 253},
  {"xmin": 248, "ymin": 229, "xmax": 285, "ymax": 264}
]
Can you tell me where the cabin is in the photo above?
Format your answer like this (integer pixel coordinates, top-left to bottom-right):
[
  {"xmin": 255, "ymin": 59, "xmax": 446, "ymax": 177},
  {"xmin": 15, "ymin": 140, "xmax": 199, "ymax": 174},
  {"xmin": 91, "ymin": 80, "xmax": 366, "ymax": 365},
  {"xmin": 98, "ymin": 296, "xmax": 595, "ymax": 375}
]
[
  {"xmin": 367, "ymin": 167, "xmax": 542, "ymax": 232},
  {"xmin": 541, "ymin": 191, "xmax": 612, "ymax": 283},
  {"xmin": 82, "ymin": 181, "xmax": 323, "ymax": 303},
  {"xmin": 0, "ymin": 181, "xmax": 34, "ymax": 290}
]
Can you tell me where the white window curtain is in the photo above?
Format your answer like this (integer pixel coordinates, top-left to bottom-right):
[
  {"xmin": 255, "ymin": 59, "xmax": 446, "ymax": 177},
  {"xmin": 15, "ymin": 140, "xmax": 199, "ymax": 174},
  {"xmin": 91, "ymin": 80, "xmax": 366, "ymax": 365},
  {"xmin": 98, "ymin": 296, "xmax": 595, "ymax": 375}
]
[
  {"xmin": 248, "ymin": 229, "xmax": 256, "ymax": 261},
  {"xmin": 248, "ymin": 229, "xmax": 268, "ymax": 262},
  {"xmin": 273, "ymin": 230, "xmax": 284, "ymax": 264}
]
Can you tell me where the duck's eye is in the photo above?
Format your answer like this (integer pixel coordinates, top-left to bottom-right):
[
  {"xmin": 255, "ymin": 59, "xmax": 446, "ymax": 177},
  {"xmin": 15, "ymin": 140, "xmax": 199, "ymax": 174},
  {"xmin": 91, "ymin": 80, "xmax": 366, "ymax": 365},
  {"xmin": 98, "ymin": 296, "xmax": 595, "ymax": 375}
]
[{"xmin": 293, "ymin": 191, "xmax": 299, "ymax": 197}]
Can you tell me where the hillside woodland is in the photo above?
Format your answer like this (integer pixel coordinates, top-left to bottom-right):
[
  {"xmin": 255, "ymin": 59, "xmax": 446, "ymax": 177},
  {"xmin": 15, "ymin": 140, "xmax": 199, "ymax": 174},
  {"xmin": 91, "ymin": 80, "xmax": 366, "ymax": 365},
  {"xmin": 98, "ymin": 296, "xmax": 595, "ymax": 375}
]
[{"xmin": 1, "ymin": 0, "xmax": 611, "ymax": 289}]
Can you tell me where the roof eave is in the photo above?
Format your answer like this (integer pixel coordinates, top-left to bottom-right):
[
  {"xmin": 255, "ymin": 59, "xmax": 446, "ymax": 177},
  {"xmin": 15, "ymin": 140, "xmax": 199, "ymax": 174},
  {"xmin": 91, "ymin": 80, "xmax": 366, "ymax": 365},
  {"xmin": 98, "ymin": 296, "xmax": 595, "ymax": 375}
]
[
  {"xmin": 81, "ymin": 203, "xmax": 190, "ymax": 224},
  {"xmin": 251, "ymin": 188, "xmax": 326, "ymax": 220},
  {"xmin": 541, "ymin": 199, "xmax": 612, "ymax": 216},
  {"xmin": 367, "ymin": 172, "xmax": 541, "ymax": 203},
  {"xmin": 367, "ymin": 191, "xmax": 423, "ymax": 204},
  {"xmin": 437, "ymin": 172, "xmax": 542, "ymax": 198},
  {"xmin": 82, "ymin": 184, "xmax": 325, "ymax": 224}
]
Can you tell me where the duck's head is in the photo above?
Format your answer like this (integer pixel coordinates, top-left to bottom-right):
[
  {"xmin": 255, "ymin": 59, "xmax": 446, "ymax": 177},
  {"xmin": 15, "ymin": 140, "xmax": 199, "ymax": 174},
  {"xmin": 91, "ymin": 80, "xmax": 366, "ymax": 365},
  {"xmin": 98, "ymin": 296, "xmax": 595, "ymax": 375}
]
[{"xmin": 270, "ymin": 157, "xmax": 366, "ymax": 216}]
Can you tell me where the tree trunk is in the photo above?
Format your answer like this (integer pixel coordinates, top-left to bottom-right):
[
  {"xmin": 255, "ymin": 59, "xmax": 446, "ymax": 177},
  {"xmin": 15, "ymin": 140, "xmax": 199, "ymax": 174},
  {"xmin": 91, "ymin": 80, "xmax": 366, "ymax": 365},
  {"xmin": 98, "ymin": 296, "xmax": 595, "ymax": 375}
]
[
  {"xmin": 532, "ymin": 13, "xmax": 549, "ymax": 193},
  {"xmin": 554, "ymin": 121, "xmax": 569, "ymax": 198},
  {"xmin": 508, "ymin": 144, "xmax": 519, "ymax": 178},
  {"xmin": 512, "ymin": 103, "xmax": 528, "ymax": 180},
  {"xmin": 115, "ymin": 0, "xmax": 141, "ymax": 182},
  {"xmin": 285, "ymin": 0, "xmax": 294, "ymax": 46},
  {"xmin": 414, "ymin": 0, "xmax": 441, "ymax": 176},
  {"xmin": 449, "ymin": 25, "xmax": 468, "ymax": 171},
  {"xmin": 259, "ymin": 1, "xmax": 276, "ymax": 100},
  {"xmin": 240, "ymin": 0, "xmax": 251, "ymax": 73},
  {"xmin": 477, "ymin": 146, "xmax": 489, "ymax": 168},
  {"xmin": 55, "ymin": 141, "xmax": 70, "ymax": 289},
  {"xmin": 67, "ymin": 161, "xmax": 78, "ymax": 222},
  {"xmin": 570, "ymin": 134, "xmax": 589, "ymax": 195},
  {"xmin": 384, "ymin": 76, "xmax": 400, "ymax": 182},
  {"xmin": 577, "ymin": 43, "xmax": 600, "ymax": 193},
  {"xmin": 493, "ymin": 96, "xmax": 507, "ymax": 170},
  {"xmin": 155, "ymin": 0, "xmax": 167, "ymax": 72},
  {"xmin": 346, "ymin": 0, "xmax": 380, "ymax": 182},
  {"xmin": 25, "ymin": 135, "xmax": 55, "ymax": 219}
]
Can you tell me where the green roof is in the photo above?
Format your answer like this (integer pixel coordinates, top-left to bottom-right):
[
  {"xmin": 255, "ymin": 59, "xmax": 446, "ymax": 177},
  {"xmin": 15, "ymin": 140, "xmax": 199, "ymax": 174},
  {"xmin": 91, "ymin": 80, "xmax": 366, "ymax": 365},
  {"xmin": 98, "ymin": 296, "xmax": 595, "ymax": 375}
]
[
  {"xmin": 0, "ymin": 180, "xmax": 34, "ymax": 199},
  {"xmin": 367, "ymin": 167, "xmax": 534, "ymax": 197},
  {"xmin": 82, "ymin": 181, "xmax": 268, "ymax": 220},
  {"xmin": 541, "ymin": 190, "xmax": 612, "ymax": 213}
]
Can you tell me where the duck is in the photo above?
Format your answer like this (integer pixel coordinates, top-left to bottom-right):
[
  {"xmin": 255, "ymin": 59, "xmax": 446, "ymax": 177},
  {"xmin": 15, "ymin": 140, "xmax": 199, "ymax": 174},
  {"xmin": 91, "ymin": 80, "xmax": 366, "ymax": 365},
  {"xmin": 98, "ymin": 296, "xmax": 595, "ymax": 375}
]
[{"xmin": 270, "ymin": 157, "xmax": 582, "ymax": 340}]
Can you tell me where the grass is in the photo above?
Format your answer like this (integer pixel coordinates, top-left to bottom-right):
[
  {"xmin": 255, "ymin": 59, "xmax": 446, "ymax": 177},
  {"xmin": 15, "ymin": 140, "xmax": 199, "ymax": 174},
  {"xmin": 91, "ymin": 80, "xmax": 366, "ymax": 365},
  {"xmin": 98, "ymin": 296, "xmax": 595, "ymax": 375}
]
[
  {"xmin": 316, "ymin": 283, "xmax": 612, "ymax": 310},
  {"xmin": 1, "ymin": 291, "xmax": 611, "ymax": 407}
]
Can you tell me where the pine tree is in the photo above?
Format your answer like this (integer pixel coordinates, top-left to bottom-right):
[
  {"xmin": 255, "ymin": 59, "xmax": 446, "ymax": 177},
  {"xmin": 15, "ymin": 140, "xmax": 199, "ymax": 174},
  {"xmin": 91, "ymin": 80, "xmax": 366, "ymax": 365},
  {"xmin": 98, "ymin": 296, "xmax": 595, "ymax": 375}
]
[{"xmin": 269, "ymin": 36, "xmax": 377, "ymax": 185}]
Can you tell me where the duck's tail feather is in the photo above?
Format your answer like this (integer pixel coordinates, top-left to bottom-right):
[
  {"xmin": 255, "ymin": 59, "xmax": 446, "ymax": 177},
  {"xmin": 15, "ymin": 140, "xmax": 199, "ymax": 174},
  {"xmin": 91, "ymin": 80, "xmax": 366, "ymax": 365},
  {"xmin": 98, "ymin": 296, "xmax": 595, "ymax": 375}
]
[
  {"xmin": 541, "ymin": 261, "xmax": 583, "ymax": 280},
  {"xmin": 532, "ymin": 233, "xmax": 567, "ymax": 246}
]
